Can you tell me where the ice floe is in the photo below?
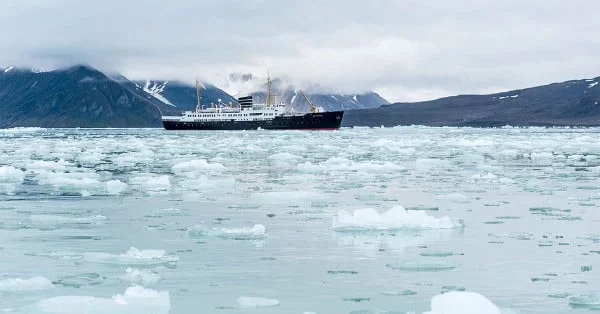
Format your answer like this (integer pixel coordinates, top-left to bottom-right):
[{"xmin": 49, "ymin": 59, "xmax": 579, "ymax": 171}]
[
  {"xmin": 0, "ymin": 276, "xmax": 54, "ymax": 291},
  {"xmin": 569, "ymin": 293, "xmax": 600, "ymax": 309},
  {"xmin": 34, "ymin": 170, "xmax": 102, "ymax": 194},
  {"xmin": 83, "ymin": 247, "xmax": 179, "ymax": 267},
  {"xmin": 416, "ymin": 158, "xmax": 452, "ymax": 170},
  {"xmin": 237, "ymin": 296, "xmax": 280, "ymax": 308},
  {"xmin": 0, "ymin": 165, "xmax": 25, "ymax": 194},
  {"xmin": 424, "ymin": 291, "xmax": 501, "ymax": 314},
  {"xmin": 121, "ymin": 268, "xmax": 161, "ymax": 285},
  {"xmin": 386, "ymin": 261, "xmax": 456, "ymax": 272},
  {"xmin": 25, "ymin": 286, "xmax": 170, "ymax": 314},
  {"xmin": 187, "ymin": 224, "xmax": 267, "ymax": 240},
  {"xmin": 178, "ymin": 176, "xmax": 235, "ymax": 194},
  {"xmin": 129, "ymin": 175, "xmax": 171, "ymax": 192},
  {"xmin": 332, "ymin": 207, "xmax": 459, "ymax": 231},
  {"xmin": 53, "ymin": 273, "xmax": 104, "ymax": 288},
  {"xmin": 105, "ymin": 179, "xmax": 128, "ymax": 195},
  {"xmin": 297, "ymin": 157, "xmax": 405, "ymax": 173},
  {"xmin": 172, "ymin": 159, "xmax": 226, "ymax": 176}
]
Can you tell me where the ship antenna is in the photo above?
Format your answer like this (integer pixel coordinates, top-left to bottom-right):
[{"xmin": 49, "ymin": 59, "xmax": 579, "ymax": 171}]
[{"xmin": 195, "ymin": 78, "xmax": 202, "ymax": 111}]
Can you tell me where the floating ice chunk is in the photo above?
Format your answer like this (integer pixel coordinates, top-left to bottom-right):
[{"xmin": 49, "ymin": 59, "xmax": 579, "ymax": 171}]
[
  {"xmin": 296, "ymin": 162, "xmax": 327, "ymax": 173},
  {"xmin": 324, "ymin": 157, "xmax": 405, "ymax": 172},
  {"xmin": 188, "ymin": 224, "xmax": 267, "ymax": 240},
  {"xmin": 29, "ymin": 286, "xmax": 170, "ymax": 314},
  {"xmin": 237, "ymin": 296, "xmax": 280, "ymax": 308},
  {"xmin": 83, "ymin": 247, "xmax": 178, "ymax": 267},
  {"xmin": 178, "ymin": 176, "xmax": 235, "ymax": 193},
  {"xmin": 386, "ymin": 261, "xmax": 455, "ymax": 272},
  {"xmin": 26, "ymin": 215, "xmax": 107, "ymax": 230},
  {"xmin": 297, "ymin": 157, "xmax": 404, "ymax": 173},
  {"xmin": 27, "ymin": 159, "xmax": 70, "ymax": 172},
  {"xmin": 34, "ymin": 170, "xmax": 102, "ymax": 194},
  {"xmin": 172, "ymin": 159, "xmax": 226, "ymax": 176},
  {"xmin": 333, "ymin": 207, "xmax": 458, "ymax": 231},
  {"xmin": 416, "ymin": 158, "xmax": 452, "ymax": 170},
  {"xmin": 471, "ymin": 173, "xmax": 498, "ymax": 180},
  {"xmin": 53, "ymin": 273, "xmax": 103, "ymax": 288},
  {"xmin": 26, "ymin": 251, "xmax": 84, "ymax": 261},
  {"xmin": 381, "ymin": 290, "xmax": 417, "ymax": 296},
  {"xmin": 105, "ymin": 180, "xmax": 127, "ymax": 195},
  {"xmin": 268, "ymin": 152, "xmax": 301, "ymax": 162},
  {"xmin": 424, "ymin": 291, "xmax": 501, "ymax": 314},
  {"xmin": 569, "ymin": 293, "xmax": 600, "ymax": 309},
  {"xmin": 0, "ymin": 276, "xmax": 54, "ymax": 291},
  {"xmin": 145, "ymin": 207, "xmax": 186, "ymax": 218},
  {"xmin": 121, "ymin": 268, "xmax": 160, "ymax": 285},
  {"xmin": 0, "ymin": 165, "xmax": 25, "ymax": 194},
  {"xmin": 130, "ymin": 175, "xmax": 171, "ymax": 192}
]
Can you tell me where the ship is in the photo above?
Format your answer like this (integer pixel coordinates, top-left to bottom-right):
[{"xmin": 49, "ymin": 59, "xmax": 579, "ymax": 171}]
[{"xmin": 161, "ymin": 75, "xmax": 344, "ymax": 130}]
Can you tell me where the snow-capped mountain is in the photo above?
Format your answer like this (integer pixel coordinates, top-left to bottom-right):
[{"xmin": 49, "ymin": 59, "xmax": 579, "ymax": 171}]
[
  {"xmin": 252, "ymin": 89, "xmax": 389, "ymax": 112},
  {"xmin": 132, "ymin": 80, "xmax": 237, "ymax": 111},
  {"xmin": 224, "ymin": 72, "xmax": 389, "ymax": 111},
  {"xmin": 0, "ymin": 65, "xmax": 177, "ymax": 128}
]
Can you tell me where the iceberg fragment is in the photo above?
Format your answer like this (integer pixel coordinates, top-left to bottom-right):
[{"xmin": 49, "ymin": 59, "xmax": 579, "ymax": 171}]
[
  {"xmin": 187, "ymin": 224, "xmax": 267, "ymax": 240},
  {"xmin": 237, "ymin": 296, "xmax": 280, "ymax": 308},
  {"xmin": 424, "ymin": 291, "xmax": 501, "ymax": 314},
  {"xmin": 333, "ymin": 207, "xmax": 458, "ymax": 231},
  {"xmin": 0, "ymin": 276, "xmax": 54, "ymax": 291},
  {"xmin": 28, "ymin": 286, "xmax": 170, "ymax": 314}
]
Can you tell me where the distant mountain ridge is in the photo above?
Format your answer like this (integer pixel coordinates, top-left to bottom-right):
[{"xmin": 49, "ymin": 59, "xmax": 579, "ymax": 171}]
[
  {"xmin": 0, "ymin": 65, "xmax": 176, "ymax": 128},
  {"xmin": 0, "ymin": 65, "xmax": 388, "ymax": 128},
  {"xmin": 2, "ymin": 64, "xmax": 599, "ymax": 128},
  {"xmin": 342, "ymin": 77, "xmax": 600, "ymax": 127},
  {"xmin": 251, "ymin": 89, "xmax": 388, "ymax": 112}
]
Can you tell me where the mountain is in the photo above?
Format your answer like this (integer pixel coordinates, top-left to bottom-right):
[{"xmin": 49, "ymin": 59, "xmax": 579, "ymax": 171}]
[
  {"xmin": 0, "ymin": 65, "xmax": 176, "ymax": 128},
  {"xmin": 342, "ymin": 77, "xmax": 600, "ymax": 127},
  {"xmin": 132, "ymin": 80, "xmax": 237, "ymax": 111},
  {"xmin": 0, "ymin": 65, "xmax": 389, "ymax": 128},
  {"xmin": 251, "ymin": 89, "xmax": 388, "ymax": 112}
]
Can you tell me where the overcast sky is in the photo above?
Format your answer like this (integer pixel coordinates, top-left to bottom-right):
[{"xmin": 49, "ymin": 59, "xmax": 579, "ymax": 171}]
[{"xmin": 2, "ymin": 0, "xmax": 600, "ymax": 102}]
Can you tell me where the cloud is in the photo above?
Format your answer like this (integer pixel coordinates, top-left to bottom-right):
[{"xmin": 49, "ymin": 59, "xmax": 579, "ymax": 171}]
[{"xmin": 1, "ymin": 0, "xmax": 600, "ymax": 102}]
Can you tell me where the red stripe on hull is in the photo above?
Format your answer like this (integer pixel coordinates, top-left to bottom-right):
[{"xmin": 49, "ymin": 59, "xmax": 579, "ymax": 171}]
[{"xmin": 300, "ymin": 128, "xmax": 339, "ymax": 131}]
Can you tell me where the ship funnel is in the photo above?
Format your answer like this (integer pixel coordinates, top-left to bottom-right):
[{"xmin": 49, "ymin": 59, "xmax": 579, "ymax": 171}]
[{"xmin": 238, "ymin": 96, "xmax": 253, "ymax": 109}]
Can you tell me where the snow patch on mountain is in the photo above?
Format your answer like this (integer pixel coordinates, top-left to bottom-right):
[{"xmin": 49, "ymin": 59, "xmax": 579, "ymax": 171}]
[
  {"xmin": 588, "ymin": 81, "xmax": 598, "ymax": 89},
  {"xmin": 143, "ymin": 81, "xmax": 175, "ymax": 107}
]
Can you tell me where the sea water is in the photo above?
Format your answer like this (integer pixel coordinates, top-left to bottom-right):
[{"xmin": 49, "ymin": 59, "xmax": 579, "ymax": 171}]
[{"xmin": 0, "ymin": 127, "xmax": 599, "ymax": 313}]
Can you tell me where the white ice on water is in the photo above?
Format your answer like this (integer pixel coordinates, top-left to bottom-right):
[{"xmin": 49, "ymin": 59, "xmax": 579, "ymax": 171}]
[
  {"xmin": 424, "ymin": 291, "xmax": 501, "ymax": 314},
  {"xmin": 27, "ymin": 285, "xmax": 170, "ymax": 314},
  {"xmin": 0, "ymin": 165, "xmax": 25, "ymax": 194},
  {"xmin": 105, "ymin": 179, "xmax": 128, "ymax": 195},
  {"xmin": 0, "ymin": 276, "xmax": 54, "ymax": 291},
  {"xmin": 172, "ymin": 159, "xmax": 226, "ymax": 176},
  {"xmin": 188, "ymin": 224, "xmax": 267, "ymax": 240},
  {"xmin": 83, "ymin": 247, "xmax": 179, "ymax": 266},
  {"xmin": 333, "ymin": 207, "xmax": 458, "ymax": 231},
  {"xmin": 129, "ymin": 175, "xmax": 171, "ymax": 192},
  {"xmin": 121, "ymin": 268, "xmax": 161, "ymax": 285},
  {"xmin": 297, "ymin": 156, "xmax": 405, "ymax": 173},
  {"xmin": 237, "ymin": 296, "xmax": 280, "ymax": 308}
]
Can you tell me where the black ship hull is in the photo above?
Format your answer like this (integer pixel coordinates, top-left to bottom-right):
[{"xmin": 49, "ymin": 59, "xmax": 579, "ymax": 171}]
[{"xmin": 162, "ymin": 111, "xmax": 344, "ymax": 130}]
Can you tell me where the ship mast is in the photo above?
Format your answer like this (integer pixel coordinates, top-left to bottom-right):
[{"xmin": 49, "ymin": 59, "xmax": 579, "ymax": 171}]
[
  {"xmin": 195, "ymin": 78, "xmax": 202, "ymax": 110},
  {"xmin": 266, "ymin": 72, "xmax": 272, "ymax": 107}
]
